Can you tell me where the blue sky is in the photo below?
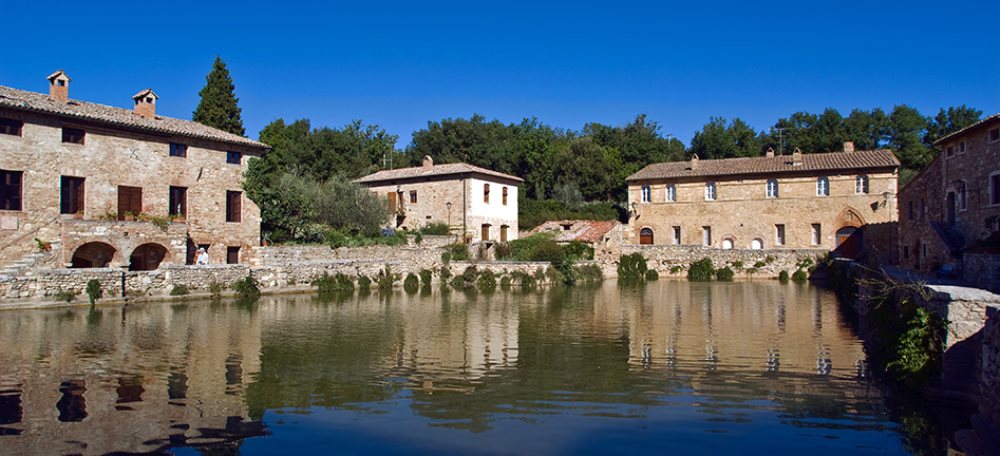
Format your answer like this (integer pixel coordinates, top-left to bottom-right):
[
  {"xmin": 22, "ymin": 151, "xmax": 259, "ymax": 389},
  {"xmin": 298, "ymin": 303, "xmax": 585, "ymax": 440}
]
[{"xmin": 1, "ymin": 1, "xmax": 997, "ymax": 146}]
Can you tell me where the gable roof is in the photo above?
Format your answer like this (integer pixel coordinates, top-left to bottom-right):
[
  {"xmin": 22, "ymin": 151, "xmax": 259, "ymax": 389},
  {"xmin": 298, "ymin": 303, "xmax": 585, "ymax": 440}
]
[
  {"xmin": 530, "ymin": 220, "xmax": 621, "ymax": 243},
  {"xmin": 626, "ymin": 149, "xmax": 899, "ymax": 182},
  {"xmin": 0, "ymin": 85, "xmax": 268, "ymax": 150},
  {"xmin": 356, "ymin": 162, "xmax": 523, "ymax": 184},
  {"xmin": 932, "ymin": 112, "xmax": 1000, "ymax": 146}
]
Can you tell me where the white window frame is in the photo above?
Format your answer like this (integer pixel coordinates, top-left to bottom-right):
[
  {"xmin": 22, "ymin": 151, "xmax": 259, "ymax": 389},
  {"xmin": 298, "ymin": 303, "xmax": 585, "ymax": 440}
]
[
  {"xmin": 990, "ymin": 171, "xmax": 1000, "ymax": 207},
  {"xmin": 705, "ymin": 182, "xmax": 716, "ymax": 201},
  {"xmin": 811, "ymin": 223, "xmax": 821, "ymax": 245},
  {"xmin": 665, "ymin": 184, "xmax": 676, "ymax": 202},
  {"xmin": 958, "ymin": 141, "xmax": 967, "ymax": 154},
  {"xmin": 702, "ymin": 226, "xmax": 712, "ymax": 246},
  {"xmin": 641, "ymin": 184, "xmax": 651, "ymax": 203},
  {"xmin": 855, "ymin": 175, "xmax": 869, "ymax": 194},
  {"xmin": 766, "ymin": 179, "xmax": 779, "ymax": 198},
  {"xmin": 816, "ymin": 176, "xmax": 829, "ymax": 196},
  {"xmin": 775, "ymin": 224, "xmax": 785, "ymax": 246},
  {"xmin": 672, "ymin": 226, "xmax": 681, "ymax": 245}
]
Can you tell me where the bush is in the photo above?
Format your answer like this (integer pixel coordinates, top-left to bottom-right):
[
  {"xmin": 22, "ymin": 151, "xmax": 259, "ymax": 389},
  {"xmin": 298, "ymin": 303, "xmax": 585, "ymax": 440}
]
[
  {"xmin": 500, "ymin": 275, "xmax": 512, "ymax": 289},
  {"xmin": 54, "ymin": 289, "xmax": 79, "ymax": 303},
  {"xmin": 449, "ymin": 275, "xmax": 468, "ymax": 290},
  {"xmin": 209, "ymin": 282, "xmax": 224, "ymax": 300},
  {"xmin": 477, "ymin": 270, "xmax": 497, "ymax": 292},
  {"xmin": 413, "ymin": 232, "xmax": 423, "ymax": 245},
  {"xmin": 617, "ymin": 253, "xmax": 648, "ymax": 283},
  {"xmin": 576, "ymin": 264, "xmax": 603, "ymax": 284},
  {"xmin": 792, "ymin": 268, "xmax": 808, "ymax": 283},
  {"xmin": 886, "ymin": 307, "xmax": 947, "ymax": 389},
  {"xmin": 357, "ymin": 275, "xmax": 372, "ymax": 290},
  {"xmin": 420, "ymin": 269, "xmax": 433, "ymax": 287},
  {"xmin": 530, "ymin": 240, "xmax": 566, "ymax": 264},
  {"xmin": 518, "ymin": 199, "xmax": 620, "ymax": 231},
  {"xmin": 404, "ymin": 273, "xmax": 420, "ymax": 293},
  {"xmin": 508, "ymin": 233, "xmax": 567, "ymax": 263},
  {"xmin": 420, "ymin": 222, "xmax": 450, "ymax": 235},
  {"xmin": 515, "ymin": 272, "xmax": 537, "ymax": 291},
  {"xmin": 545, "ymin": 266, "xmax": 565, "ymax": 285},
  {"xmin": 462, "ymin": 265, "xmax": 479, "ymax": 283},
  {"xmin": 170, "ymin": 285, "xmax": 191, "ymax": 296},
  {"xmin": 441, "ymin": 252, "xmax": 452, "ymax": 264},
  {"xmin": 669, "ymin": 265, "xmax": 684, "ymax": 274},
  {"xmin": 687, "ymin": 258, "xmax": 715, "ymax": 282},
  {"xmin": 231, "ymin": 276, "xmax": 261, "ymax": 300},
  {"xmin": 445, "ymin": 243, "xmax": 469, "ymax": 261},
  {"xmin": 564, "ymin": 241, "xmax": 594, "ymax": 261},
  {"xmin": 645, "ymin": 269, "xmax": 659, "ymax": 281},
  {"xmin": 376, "ymin": 266, "xmax": 396, "ymax": 291},
  {"xmin": 313, "ymin": 273, "xmax": 354, "ymax": 293},
  {"xmin": 326, "ymin": 229, "xmax": 408, "ymax": 249},
  {"xmin": 778, "ymin": 270, "xmax": 790, "ymax": 283},
  {"xmin": 440, "ymin": 267, "xmax": 452, "ymax": 285},
  {"xmin": 494, "ymin": 242, "xmax": 512, "ymax": 260},
  {"xmin": 715, "ymin": 267, "xmax": 735, "ymax": 282},
  {"xmin": 86, "ymin": 279, "xmax": 103, "ymax": 305}
]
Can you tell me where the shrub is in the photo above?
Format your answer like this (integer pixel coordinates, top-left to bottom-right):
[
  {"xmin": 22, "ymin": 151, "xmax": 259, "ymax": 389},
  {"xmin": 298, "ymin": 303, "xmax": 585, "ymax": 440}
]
[
  {"xmin": 545, "ymin": 266, "xmax": 565, "ymax": 285},
  {"xmin": 420, "ymin": 269, "xmax": 433, "ymax": 287},
  {"xmin": 518, "ymin": 199, "xmax": 619, "ymax": 231},
  {"xmin": 414, "ymin": 232, "xmax": 423, "ymax": 245},
  {"xmin": 170, "ymin": 285, "xmax": 191, "ymax": 296},
  {"xmin": 792, "ymin": 268, "xmax": 808, "ymax": 283},
  {"xmin": 54, "ymin": 289, "xmax": 79, "ymax": 303},
  {"xmin": 441, "ymin": 252, "xmax": 452, "ymax": 264},
  {"xmin": 500, "ymin": 275, "xmax": 512, "ymax": 289},
  {"xmin": 669, "ymin": 265, "xmax": 684, "ymax": 274},
  {"xmin": 449, "ymin": 275, "xmax": 468, "ymax": 290},
  {"xmin": 533, "ymin": 268, "xmax": 546, "ymax": 282},
  {"xmin": 778, "ymin": 270, "xmax": 790, "ymax": 283},
  {"xmin": 313, "ymin": 273, "xmax": 354, "ymax": 293},
  {"xmin": 209, "ymin": 282, "xmax": 224, "ymax": 300},
  {"xmin": 440, "ymin": 267, "xmax": 453, "ymax": 284},
  {"xmin": 886, "ymin": 307, "xmax": 947, "ymax": 389},
  {"xmin": 617, "ymin": 253, "xmax": 648, "ymax": 283},
  {"xmin": 445, "ymin": 243, "xmax": 469, "ymax": 261},
  {"xmin": 357, "ymin": 275, "xmax": 372, "ymax": 290},
  {"xmin": 531, "ymin": 240, "xmax": 566, "ymax": 264},
  {"xmin": 420, "ymin": 222, "xmax": 450, "ymax": 235},
  {"xmin": 494, "ymin": 242, "xmax": 512, "ymax": 260},
  {"xmin": 515, "ymin": 271, "xmax": 537, "ymax": 291},
  {"xmin": 477, "ymin": 270, "xmax": 497, "ymax": 292},
  {"xmin": 86, "ymin": 279, "xmax": 103, "ymax": 305},
  {"xmin": 376, "ymin": 266, "xmax": 396, "ymax": 291},
  {"xmin": 404, "ymin": 273, "xmax": 420, "ymax": 293},
  {"xmin": 715, "ymin": 267, "xmax": 735, "ymax": 282},
  {"xmin": 730, "ymin": 260, "xmax": 744, "ymax": 271},
  {"xmin": 576, "ymin": 264, "xmax": 603, "ymax": 284},
  {"xmin": 564, "ymin": 241, "xmax": 594, "ymax": 261},
  {"xmin": 645, "ymin": 269, "xmax": 659, "ymax": 281},
  {"xmin": 231, "ymin": 276, "xmax": 261, "ymax": 300},
  {"xmin": 687, "ymin": 258, "xmax": 715, "ymax": 282},
  {"xmin": 461, "ymin": 265, "xmax": 478, "ymax": 283}
]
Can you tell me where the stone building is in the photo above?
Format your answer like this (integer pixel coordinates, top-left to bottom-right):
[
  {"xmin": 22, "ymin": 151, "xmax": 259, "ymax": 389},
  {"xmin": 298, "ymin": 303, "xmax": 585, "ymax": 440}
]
[
  {"xmin": 625, "ymin": 145, "xmax": 899, "ymax": 257},
  {"xmin": 529, "ymin": 220, "xmax": 622, "ymax": 259},
  {"xmin": 0, "ymin": 70, "xmax": 268, "ymax": 271},
  {"xmin": 356, "ymin": 156, "xmax": 521, "ymax": 243},
  {"xmin": 897, "ymin": 113, "xmax": 1000, "ymax": 290}
]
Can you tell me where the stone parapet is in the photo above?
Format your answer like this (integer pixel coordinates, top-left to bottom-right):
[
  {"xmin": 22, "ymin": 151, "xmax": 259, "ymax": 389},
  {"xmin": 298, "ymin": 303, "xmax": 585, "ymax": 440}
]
[{"xmin": 619, "ymin": 244, "xmax": 829, "ymax": 278}]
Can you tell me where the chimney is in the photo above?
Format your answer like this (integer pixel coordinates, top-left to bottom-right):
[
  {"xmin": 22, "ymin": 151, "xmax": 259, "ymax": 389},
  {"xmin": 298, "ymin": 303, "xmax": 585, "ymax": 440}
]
[
  {"xmin": 843, "ymin": 141, "xmax": 855, "ymax": 152},
  {"xmin": 132, "ymin": 89, "xmax": 158, "ymax": 118},
  {"xmin": 47, "ymin": 70, "xmax": 71, "ymax": 103},
  {"xmin": 792, "ymin": 147, "xmax": 803, "ymax": 165},
  {"xmin": 422, "ymin": 155, "xmax": 434, "ymax": 169},
  {"xmin": 690, "ymin": 153, "xmax": 699, "ymax": 169},
  {"xmin": 766, "ymin": 147, "xmax": 775, "ymax": 158}
]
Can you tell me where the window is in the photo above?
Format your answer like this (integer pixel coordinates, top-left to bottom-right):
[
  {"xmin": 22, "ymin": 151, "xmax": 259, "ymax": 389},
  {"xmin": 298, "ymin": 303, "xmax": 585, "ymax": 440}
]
[
  {"xmin": 811, "ymin": 224, "xmax": 822, "ymax": 245},
  {"xmin": 226, "ymin": 191, "xmax": 242, "ymax": 222},
  {"xmin": 483, "ymin": 184, "xmax": 490, "ymax": 203},
  {"xmin": 775, "ymin": 224, "xmax": 785, "ymax": 246},
  {"xmin": 60, "ymin": 176, "xmax": 85, "ymax": 214},
  {"xmin": 481, "ymin": 224, "xmax": 491, "ymax": 241},
  {"xmin": 169, "ymin": 186, "xmax": 187, "ymax": 217},
  {"xmin": 641, "ymin": 185, "xmax": 651, "ymax": 203},
  {"xmin": 672, "ymin": 226, "xmax": 681, "ymax": 245},
  {"xmin": 117, "ymin": 186, "xmax": 142, "ymax": 220},
  {"xmin": 721, "ymin": 238, "xmax": 734, "ymax": 249},
  {"xmin": 958, "ymin": 182, "xmax": 967, "ymax": 210},
  {"xmin": 0, "ymin": 118, "xmax": 23, "ymax": 136},
  {"xmin": 766, "ymin": 179, "xmax": 779, "ymax": 198},
  {"xmin": 855, "ymin": 175, "xmax": 869, "ymax": 194},
  {"xmin": 62, "ymin": 127, "xmax": 85, "ymax": 144},
  {"xmin": 409, "ymin": 190, "xmax": 417, "ymax": 204},
  {"xmin": 169, "ymin": 143, "xmax": 187, "ymax": 157},
  {"xmin": 817, "ymin": 177, "xmax": 829, "ymax": 196},
  {"xmin": 227, "ymin": 246, "xmax": 240, "ymax": 265},
  {"xmin": 920, "ymin": 199, "xmax": 926, "ymax": 219},
  {"xmin": 946, "ymin": 146, "xmax": 955, "ymax": 158},
  {"xmin": 989, "ymin": 128, "xmax": 1000, "ymax": 143},
  {"xmin": 903, "ymin": 245, "xmax": 909, "ymax": 259},
  {"xmin": 751, "ymin": 239, "xmax": 763, "ymax": 250},
  {"xmin": 665, "ymin": 184, "xmax": 676, "ymax": 202},
  {"xmin": 0, "ymin": 169, "xmax": 23, "ymax": 211},
  {"xmin": 702, "ymin": 226, "xmax": 712, "ymax": 246},
  {"xmin": 959, "ymin": 141, "xmax": 967, "ymax": 154},
  {"xmin": 502, "ymin": 187, "xmax": 508, "ymax": 205},
  {"xmin": 991, "ymin": 172, "xmax": 1000, "ymax": 206},
  {"xmin": 500, "ymin": 225, "xmax": 509, "ymax": 242},
  {"xmin": 705, "ymin": 182, "xmax": 717, "ymax": 201},
  {"xmin": 226, "ymin": 151, "xmax": 241, "ymax": 165},
  {"xmin": 908, "ymin": 201, "xmax": 915, "ymax": 220}
]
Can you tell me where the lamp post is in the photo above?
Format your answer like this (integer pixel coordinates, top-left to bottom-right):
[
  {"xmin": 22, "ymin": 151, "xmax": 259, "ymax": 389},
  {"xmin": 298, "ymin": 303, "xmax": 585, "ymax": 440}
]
[{"xmin": 446, "ymin": 202, "xmax": 453, "ymax": 241}]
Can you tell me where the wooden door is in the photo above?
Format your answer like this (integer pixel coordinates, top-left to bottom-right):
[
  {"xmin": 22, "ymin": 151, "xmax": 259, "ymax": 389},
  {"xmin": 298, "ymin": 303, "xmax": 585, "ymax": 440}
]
[
  {"xmin": 500, "ymin": 225, "xmax": 508, "ymax": 242},
  {"xmin": 387, "ymin": 192, "xmax": 397, "ymax": 216},
  {"xmin": 117, "ymin": 186, "xmax": 142, "ymax": 220},
  {"xmin": 639, "ymin": 228, "xmax": 653, "ymax": 245},
  {"xmin": 834, "ymin": 227, "xmax": 863, "ymax": 259},
  {"xmin": 482, "ymin": 224, "xmax": 491, "ymax": 241}
]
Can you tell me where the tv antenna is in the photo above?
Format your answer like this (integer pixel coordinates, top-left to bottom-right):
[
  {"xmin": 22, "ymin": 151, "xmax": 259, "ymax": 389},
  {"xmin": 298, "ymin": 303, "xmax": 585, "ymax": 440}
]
[{"xmin": 772, "ymin": 127, "xmax": 793, "ymax": 155}]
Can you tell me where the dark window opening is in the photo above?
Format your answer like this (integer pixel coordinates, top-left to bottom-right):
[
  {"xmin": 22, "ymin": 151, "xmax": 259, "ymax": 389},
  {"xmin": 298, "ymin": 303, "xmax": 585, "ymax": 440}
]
[
  {"xmin": 992, "ymin": 174, "xmax": 1000, "ymax": 205},
  {"xmin": 0, "ymin": 169, "xmax": 23, "ymax": 211},
  {"xmin": 483, "ymin": 184, "xmax": 490, "ymax": 203},
  {"xmin": 117, "ymin": 186, "xmax": 142, "ymax": 220},
  {"xmin": 226, "ymin": 151, "xmax": 241, "ymax": 165},
  {"xmin": 0, "ymin": 118, "xmax": 23, "ymax": 136},
  {"xmin": 169, "ymin": 186, "xmax": 187, "ymax": 217},
  {"xmin": 227, "ymin": 246, "xmax": 240, "ymax": 264},
  {"xmin": 226, "ymin": 191, "xmax": 242, "ymax": 222},
  {"xmin": 990, "ymin": 128, "xmax": 1000, "ymax": 142},
  {"xmin": 60, "ymin": 176, "xmax": 85, "ymax": 215},
  {"xmin": 502, "ymin": 186, "xmax": 508, "ymax": 205},
  {"xmin": 62, "ymin": 127, "xmax": 85, "ymax": 144},
  {"xmin": 169, "ymin": 143, "xmax": 187, "ymax": 157},
  {"xmin": 409, "ymin": 190, "xmax": 417, "ymax": 204}
]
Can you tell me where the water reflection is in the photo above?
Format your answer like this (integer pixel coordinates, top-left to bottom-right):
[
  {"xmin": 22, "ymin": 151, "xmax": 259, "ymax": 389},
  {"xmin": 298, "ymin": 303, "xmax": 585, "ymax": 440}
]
[{"xmin": 0, "ymin": 281, "xmax": 922, "ymax": 454}]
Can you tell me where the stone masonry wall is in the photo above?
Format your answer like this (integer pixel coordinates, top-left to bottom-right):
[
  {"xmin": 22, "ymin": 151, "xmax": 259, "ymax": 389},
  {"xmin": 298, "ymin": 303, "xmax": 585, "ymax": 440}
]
[
  {"xmin": 619, "ymin": 244, "xmax": 829, "ymax": 278},
  {"xmin": 964, "ymin": 253, "xmax": 1000, "ymax": 294},
  {"xmin": 982, "ymin": 306, "xmax": 1000, "ymax": 427}
]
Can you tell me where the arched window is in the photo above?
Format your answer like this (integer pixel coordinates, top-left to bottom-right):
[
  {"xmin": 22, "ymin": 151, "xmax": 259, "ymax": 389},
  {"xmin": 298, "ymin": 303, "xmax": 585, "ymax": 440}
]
[
  {"xmin": 721, "ymin": 238, "xmax": 734, "ymax": 249},
  {"xmin": 855, "ymin": 175, "xmax": 869, "ymax": 194},
  {"xmin": 665, "ymin": 184, "xmax": 676, "ymax": 202},
  {"xmin": 639, "ymin": 228, "xmax": 654, "ymax": 245},
  {"xmin": 705, "ymin": 182, "xmax": 717, "ymax": 201},
  {"xmin": 766, "ymin": 179, "xmax": 779, "ymax": 198},
  {"xmin": 816, "ymin": 176, "xmax": 830, "ymax": 196},
  {"xmin": 641, "ymin": 185, "xmax": 651, "ymax": 203},
  {"xmin": 750, "ymin": 238, "xmax": 763, "ymax": 250}
]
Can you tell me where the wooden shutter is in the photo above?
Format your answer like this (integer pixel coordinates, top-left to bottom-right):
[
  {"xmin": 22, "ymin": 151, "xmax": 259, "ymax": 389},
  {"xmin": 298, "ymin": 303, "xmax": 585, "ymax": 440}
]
[
  {"xmin": 118, "ymin": 186, "xmax": 142, "ymax": 220},
  {"xmin": 226, "ymin": 191, "xmax": 242, "ymax": 222},
  {"xmin": 387, "ymin": 192, "xmax": 397, "ymax": 216}
]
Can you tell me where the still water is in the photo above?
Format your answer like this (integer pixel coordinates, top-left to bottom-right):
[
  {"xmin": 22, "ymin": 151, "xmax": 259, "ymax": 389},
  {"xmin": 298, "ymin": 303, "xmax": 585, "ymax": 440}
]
[{"xmin": 0, "ymin": 281, "xmax": 938, "ymax": 454}]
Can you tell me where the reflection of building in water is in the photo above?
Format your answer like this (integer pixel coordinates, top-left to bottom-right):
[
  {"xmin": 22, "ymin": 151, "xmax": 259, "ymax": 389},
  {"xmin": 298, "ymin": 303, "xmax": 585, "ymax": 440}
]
[{"xmin": 0, "ymin": 302, "xmax": 263, "ymax": 455}]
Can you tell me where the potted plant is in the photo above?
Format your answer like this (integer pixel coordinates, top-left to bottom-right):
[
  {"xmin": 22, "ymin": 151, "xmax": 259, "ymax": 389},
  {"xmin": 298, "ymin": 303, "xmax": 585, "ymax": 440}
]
[{"xmin": 124, "ymin": 211, "xmax": 135, "ymax": 221}]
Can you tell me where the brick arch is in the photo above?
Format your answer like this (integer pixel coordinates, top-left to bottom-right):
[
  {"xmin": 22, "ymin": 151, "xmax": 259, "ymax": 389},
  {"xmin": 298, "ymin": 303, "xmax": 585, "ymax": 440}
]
[
  {"xmin": 70, "ymin": 242, "xmax": 118, "ymax": 268},
  {"xmin": 835, "ymin": 207, "xmax": 866, "ymax": 229},
  {"xmin": 129, "ymin": 243, "xmax": 170, "ymax": 271}
]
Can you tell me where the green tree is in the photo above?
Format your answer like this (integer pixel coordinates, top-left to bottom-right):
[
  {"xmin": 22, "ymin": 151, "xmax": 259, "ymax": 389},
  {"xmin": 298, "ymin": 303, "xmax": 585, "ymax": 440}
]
[
  {"xmin": 923, "ymin": 105, "xmax": 982, "ymax": 146},
  {"xmin": 689, "ymin": 117, "xmax": 762, "ymax": 159},
  {"xmin": 193, "ymin": 57, "xmax": 245, "ymax": 136},
  {"xmin": 887, "ymin": 105, "xmax": 931, "ymax": 175}
]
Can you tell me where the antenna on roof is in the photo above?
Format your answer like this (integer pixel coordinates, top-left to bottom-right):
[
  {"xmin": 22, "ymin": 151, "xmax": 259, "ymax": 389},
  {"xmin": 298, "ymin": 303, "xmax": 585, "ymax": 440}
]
[{"xmin": 771, "ymin": 127, "xmax": 793, "ymax": 156}]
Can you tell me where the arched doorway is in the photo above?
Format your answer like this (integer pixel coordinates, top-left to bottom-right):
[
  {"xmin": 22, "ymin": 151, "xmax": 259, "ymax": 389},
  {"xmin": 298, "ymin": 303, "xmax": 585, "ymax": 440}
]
[
  {"xmin": 834, "ymin": 227, "xmax": 863, "ymax": 258},
  {"xmin": 71, "ymin": 242, "xmax": 116, "ymax": 268},
  {"xmin": 129, "ymin": 243, "xmax": 168, "ymax": 271},
  {"xmin": 639, "ymin": 228, "xmax": 654, "ymax": 245}
]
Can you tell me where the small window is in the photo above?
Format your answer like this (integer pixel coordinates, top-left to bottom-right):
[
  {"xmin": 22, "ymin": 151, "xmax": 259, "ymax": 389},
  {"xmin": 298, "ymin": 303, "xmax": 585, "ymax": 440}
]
[
  {"xmin": 409, "ymin": 190, "xmax": 417, "ymax": 204},
  {"xmin": 672, "ymin": 226, "xmax": 681, "ymax": 245},
  {"xmin": 500, "ymin": 225, "xmax": 509, "ymax": 242},
  {"xmin": 989, "ymin": 128, "xmax": 1000, "ymax": 143},
  {"xmin": 483, "ymin": 184, "xmax": 490, "ymax": 203},
  {"xmin": 908, "ymin": 201, "xmax": 915, "ymax": 220},
  {"xmin": 60, "ymin": 176, "xmax": 85, "ymax": 215},
  {"xmin": 169, "ymin": 143, "xmax": 188, "ymax": 158},
  {"xmin": 990, "ymin": 172, "xmax": 1000, "ymax": 205},
  {"xmin": 855, "ymin": 175, "xmax": 869, "ymax": 194},
  {"xmin": 0, "ymin": 169, "xmax": 23, "ymax": 211},
  {"xmin": 0, "ymin": 118, "xmax": 23, "ymax": 136},
  {"xmin": 502, "ymin": 187, "xmax": 508, "ymax": 205},
  {"xmin": 775, "ymin": 224, "xmax": 785, "ymax": 246},
  {"xmin": 766, "ymin": 179, "xmax": 779, "ymax": 198},
  {"xmin": 946, "ymin": 146, "xmax": 955, "ymax": 158},
  {"xmin": 751, "ymin": 238, "xmax": 763, "ymax": 250},
  {"xmin": 702, "ymin": 226, "xmax": 712, "ymax": 246},
  {"xmin": 811, "ymin": 224, "xmax": 821, "ymax": 245},
  {"xmin": 721, "ymin": 238, "xmax": 734, "ymax": 249},
  {"xmin": 117, "ymin": 186, "xmax": 143, "ymax": 220},
  {"xmin": 903, "ymin": 245, "xmax": 909, "ymax": 259},
  {"xmin": 816, "ymin": 177, "xmax": 829, "ymax": 196},
  {"xmin": 226, "ymin": 151, "xmax": 241, "ymax": 165},
  {"xmin": 958, "ymin": 182, "xmax": 967, "ymax": 210},
  {"xmin": 481, "ymin": 224, "xmax": 491, "ymax": 241},
  {"xmin": 665, "ymin": 184, "xmax": 676, "ymax": 202},
  {"xmin": 920, "ymin": 199, "xmax": 926, "ymax": 219},
  {"xmin": 227, "ymin": 246, "xmax": 240, "ymax": 265},
  {"xmin": 705, "ymin": 182, "xmax": 717, "ymax": 201},
  {"xmin": 169, "ymin": 186, "xmax": 187, "ymax": 217},
  {"xmin": 641, "ymin": 185, "xmax": 651, "ymax": 203},
  {"xmin": 959, "ymin": 141, "xmax": 967, "ymax": 154},
  {"xmin": 226, "ymin": 191, "xmax": 242, "ymax": 223},
  {"xmin": 62, "ymin": 127, "xmax": 85, "ymax": 144}
]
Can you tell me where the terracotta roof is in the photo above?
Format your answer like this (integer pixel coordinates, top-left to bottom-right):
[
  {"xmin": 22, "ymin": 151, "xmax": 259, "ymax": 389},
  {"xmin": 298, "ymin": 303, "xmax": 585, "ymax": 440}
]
[
  {"xmin": 0, "ymin": 85, "xmax": 268, "ymax": 150},
  {"xmin": 530, "ymin": 220, "xmax": 621, "ymax": 243},
  {"xmin": 932, "ymin": 112, "xmax": 1000, "ymax": 146},
  {"xmin": 626, "ymin": 149, "xmax": 899, "ymax": 182},
  {"xmin": 356, "ymin": 162, "xmax": 523, "ymax": 184}
]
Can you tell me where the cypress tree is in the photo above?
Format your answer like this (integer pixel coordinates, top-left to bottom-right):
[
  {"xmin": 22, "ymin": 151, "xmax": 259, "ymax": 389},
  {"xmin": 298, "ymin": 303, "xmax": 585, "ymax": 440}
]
[{"xmin": 193, "ymin": 57, "xmax": 246, "ymax": 136}]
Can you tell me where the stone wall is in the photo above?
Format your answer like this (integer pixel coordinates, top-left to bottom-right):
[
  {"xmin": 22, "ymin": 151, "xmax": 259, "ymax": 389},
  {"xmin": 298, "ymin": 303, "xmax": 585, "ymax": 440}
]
[
  {"xmin": 964, "ymin": 253, "xmax": 1000, "ymax": 294},
  {"xmin": 982, "ymin": 307, "xmax": 1000, "ymax": 427},
  {"xmin": 619, "ymin": 244, "xmax": 829, "ymax": 278}
]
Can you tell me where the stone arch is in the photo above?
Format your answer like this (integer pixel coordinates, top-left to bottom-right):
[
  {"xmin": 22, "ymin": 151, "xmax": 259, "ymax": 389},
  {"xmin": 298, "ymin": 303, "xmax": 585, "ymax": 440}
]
[
  {"xmin": 750, "ymin": 238, "xmax": 764, "ymax": 250},
  {"xmin": 721, "ymin": 234, "xmax": 736, "ymax": 250},
  {"xmin": 835, "ymin": 207, "xmax": 866, "ymax": 229},
  {"xmin": 129, "ymin": 243, "xmax": 169, "ymax": 271},
  {"xmin": 71, "ymin": 242, "xmax": 117, "ymax": 268},
  {"xmin": 639, "ymin": 227, "xmax": 654, "ymax": 245}
]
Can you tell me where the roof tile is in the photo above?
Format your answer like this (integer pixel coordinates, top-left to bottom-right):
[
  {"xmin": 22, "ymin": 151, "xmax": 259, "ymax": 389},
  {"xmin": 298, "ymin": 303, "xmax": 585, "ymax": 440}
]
[
  {"xmin": 626, "ymin": 149, "xmax": 899, "ymax": 181},
  {"xmin": 356, "ymin": 162, "xmax": 523, "ymax": 184}
]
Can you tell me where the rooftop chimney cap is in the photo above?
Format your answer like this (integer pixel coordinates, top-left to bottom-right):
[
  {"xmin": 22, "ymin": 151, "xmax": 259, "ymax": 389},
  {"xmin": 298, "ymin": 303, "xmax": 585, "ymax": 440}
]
[
  {"xmin": 132, "ymin": 88, "xmax": 158, "ymax": 118},
  {"xmin": 422, "ymin": 155, "xmax": 434, "ymax": 169},
  {"xmin": 132, "ymin": 88, "xmax": 158, "ymax": 101},
  {"xmin": 843, "ymin": 141, "xmax": 855, "ymax": 152},
  {"xmin": 47, "ymin": 69, "xmax": 71, "ymax": 83},
  {"xmin": 47, "ymin": 69, "xmax": 71, "ymax": 103},
  {"xmin": 766, "ymin": 147, "xmax": 775, "ymax": 158},
  {"xmin": 791, "ymin": 147, "xmax": 803, "ymax": 165}
]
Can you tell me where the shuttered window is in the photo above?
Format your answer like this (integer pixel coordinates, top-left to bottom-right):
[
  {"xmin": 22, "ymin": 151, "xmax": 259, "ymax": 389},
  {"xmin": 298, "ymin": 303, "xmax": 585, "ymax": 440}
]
[
  {"xmin": 227, "ymin": 246, "xmax": 240, "ymax": 264},
  {"xmin": 226, "ymin": 191, "xmax": 242, "ymax": 222},
  {"xmin": 60, "ymin": 176, "xmax": 85, "ymax": 214},
  {"xmin": 117, "ymin": 186, "xmax": 142, "ymax": 220},
  {"xmin": 0, "ymin": 170, "xmax": 23, "ymax": 211}
]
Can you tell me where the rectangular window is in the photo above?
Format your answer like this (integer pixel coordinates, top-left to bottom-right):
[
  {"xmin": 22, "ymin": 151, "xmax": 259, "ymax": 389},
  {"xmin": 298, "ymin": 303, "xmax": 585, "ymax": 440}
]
[
  {"xmin": 226, "ymin": 191, "xmax": 242, "ymax": 222},
  {"xmin": 990, "ymin": 128, "xmax": 1000, "ymax": 143},
  {"xmin": 811, "ymin": 224, "xmax": 821, "ymax": 245},
  {"xmin": 946, "ymin": 146, "xmax": 955, "ymax": 158},
  {"xmin": 705, "ymin": 182, "xmax": 716, "ymax": 201},
  {"xmin": 62, "ymin": 127, "xmax": 85, "ymax": 144},
  {"xmin": 766, "ymin": 179, "xmax": 779, "ymax": 198},
  {"xmin": 672, "ymin": 226, "xmax": 681, "ymax": 245},
  {"xmin": 409, "ymin": 190, "xmax": 417, "ymax": 204},
  {"xmin": 908, "ymin": 201, "xmax": 915, "ymax": 220},
  {"xmin": 169, "ymin": 143, "xmax": 188, "ymax": 157},
  {"xmin": 702, "ymin": 226, "xmax": 712, "ymax": 246},
  {"xmin": 483, "ymin": 184, "xmax": 490, "ymax": 203},
  {"xmin": 500, "ymin": 225, "xmax": 508, "ymax": 242},
  {"xmin": 0, "ymin": 118, "xmax": 23, "ymax": 136},
  {"xmin": 816, "ymin": 177, "xmax": 829, "ymax": 196},
  {"xmin": 226, "ymin": 246, "xmax": 240, "ymax": 265},
  {"xmin": 666, "ymin": 184, "xmax": 676, "ymax": 202},
  {"xmin": 60, "ymin": 176, "xmax": 85, "ymax": 214},
  {"xmin": 855, "ymin": 175, "xmax": 869, "ymax": 194},
  {"xmin": 920, "ymin": 199, "xmax": 926, "ymax": 219},
  {"xmin": 169, "ymin": 186, "xmax": 187, "ymax": 217},
  {"xmin": 117, "ymin": 186, "xmax": 142, "ymax": 220},
  {"xmin": 641, "ymin": 185, "xmax": 651, "ymax": 202},
  {"xmin": 481, "ymin": 224, "xmax": 491, "ymax": 241},
  {"xmin": 0, "ymin": 169, "xmax": 23, "ymax": 211},
  {"xmin": 775, "ymin": 224, "xmax": 785, "ymax": 246},
  {"xmin": 502, "ymin": 186, "xmax": 508, "ymax": 205},
  {"xmin": 959, "ymin": 141, "xmax": 967, "ymax": 154},
  {"xmin": 226, "ymin": 151, "xmax": 241, "ymax": 165},
  {"xmin": 991, "ymin": 173, "xmax": 1000, "ymax": 205},
  {"xmin": 903, "ymin": 245, "xmax": 909, "ymax": 259}
]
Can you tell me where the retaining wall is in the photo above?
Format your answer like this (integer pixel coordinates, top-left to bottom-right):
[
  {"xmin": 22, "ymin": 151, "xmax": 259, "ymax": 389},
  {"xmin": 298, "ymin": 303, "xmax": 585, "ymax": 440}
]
[{"xmin": 620, "ymin": 244, "xmax": 829, "ymax": 278}]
